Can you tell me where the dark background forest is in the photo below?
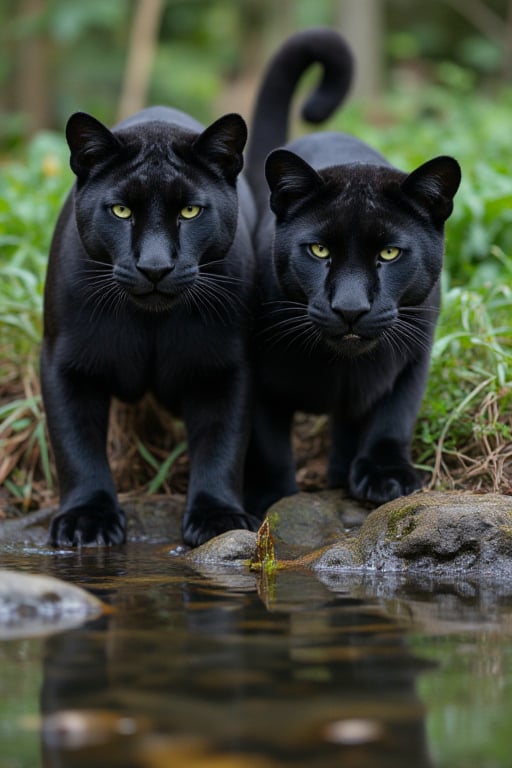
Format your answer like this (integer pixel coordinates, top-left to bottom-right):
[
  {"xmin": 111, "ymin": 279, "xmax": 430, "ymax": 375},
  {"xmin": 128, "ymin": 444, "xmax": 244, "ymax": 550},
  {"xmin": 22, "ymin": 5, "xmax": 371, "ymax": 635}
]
[{"xmin": 2, "ymin": 0, "xmax": 512, "ymax": 148}]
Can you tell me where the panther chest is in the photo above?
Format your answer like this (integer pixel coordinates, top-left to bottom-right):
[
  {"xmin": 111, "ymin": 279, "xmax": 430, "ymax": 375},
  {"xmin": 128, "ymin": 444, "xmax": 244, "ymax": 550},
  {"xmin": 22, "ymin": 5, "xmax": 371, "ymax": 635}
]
[
  {"xmin": 62, "ymin": 311, "xmax": 241, "ymax": 405},
  {"xmin": 258, "ymin": 343, "xmax": 400, "ymax": 418}
]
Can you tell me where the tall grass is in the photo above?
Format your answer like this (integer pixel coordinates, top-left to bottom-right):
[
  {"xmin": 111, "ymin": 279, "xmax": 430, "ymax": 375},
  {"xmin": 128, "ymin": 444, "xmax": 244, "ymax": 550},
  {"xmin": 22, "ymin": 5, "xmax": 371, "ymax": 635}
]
[
  {"xmin": 417, "ymin": 249, "xmax": 512, "ymax": 490},
  {"xmin": 1, "ymin": 85, "xmax": 511, "ymax": 511},
  {"xmin": 0, "ymin": 134, "xmax": 70, "ymax": 510}
]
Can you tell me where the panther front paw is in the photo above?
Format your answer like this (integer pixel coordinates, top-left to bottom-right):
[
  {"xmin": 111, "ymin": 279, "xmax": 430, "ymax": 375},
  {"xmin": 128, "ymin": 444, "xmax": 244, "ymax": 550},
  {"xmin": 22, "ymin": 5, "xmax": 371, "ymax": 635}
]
[
  {"xmin": 349, "ymin": 457, "xmax": 422, "ymax": 505},
  {"xmin": 49, "ymin": 500, "xmax": 126, "ymax": 547},
  {"xmin": 182, "ymin": 508, "xmax": 260, "ymax": 548}
]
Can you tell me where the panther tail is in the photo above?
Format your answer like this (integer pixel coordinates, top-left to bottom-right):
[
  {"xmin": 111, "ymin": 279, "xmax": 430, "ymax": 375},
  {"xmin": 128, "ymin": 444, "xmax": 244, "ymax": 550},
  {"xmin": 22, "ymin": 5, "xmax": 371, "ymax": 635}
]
[{"xmin": 245, "ymin": 27, "xmax": 354, "ymax": 205}]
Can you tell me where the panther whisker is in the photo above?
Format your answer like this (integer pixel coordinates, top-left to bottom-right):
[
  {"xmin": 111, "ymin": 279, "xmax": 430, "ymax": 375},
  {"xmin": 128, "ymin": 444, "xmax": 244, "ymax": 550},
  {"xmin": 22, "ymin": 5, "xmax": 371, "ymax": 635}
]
[
  {"xmin": 303, "ymin": 326, "xmax": 324, "ymax": 356},
  {"xmin": 263, "ymin": 299, "xmax": 308, "ymax": 312},
  {"xmin": 390, "ymin": 320, "xmax": 432, "ymax": 356},
  {"xmin": 258, "ymin": 314, "xmax": 310, "ymax": 337},
  {"xmin": 189, "ymin": 279, "xmax": 232, "ymax": 324},
  {"xmin": 199, "ymin": 268, "xmax": 251, "ymax": 287},
  {"xmin": 267, "ymin": 318, "xmax": 316, "ymax": 351},
  {"xmin": 89, "ymin": 281, "xmax": 125, "ymax": 322},
  {"xmin": 180, "ymin": 285, "xmax": 197, "ymax": 315},
  {"xmin": 189, "ymin": 287, "xmax": 225, "ymax": 324},
  {"xmin": 197, "ymin": 277, "xmax": 245, "ymax": 313},
  {"xmin": 196, "ymin": 274, "xmax": 249, "ymax": 313},
  {"xmin": 398, "ymin": 308, "xmax": 438, "ymax": 328},
  {"xmin": 381, "ymin": 327, "xmax": 405, "ymax": 361},
  {"xmin": 395, "ymin": 316, "xmax": 434, "ymax": 349}
]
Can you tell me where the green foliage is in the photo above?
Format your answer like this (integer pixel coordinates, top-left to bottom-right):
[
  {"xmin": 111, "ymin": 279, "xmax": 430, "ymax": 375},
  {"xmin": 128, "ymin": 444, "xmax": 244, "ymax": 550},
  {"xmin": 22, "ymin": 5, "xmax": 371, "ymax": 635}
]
[
  {"xmin": 0, "ymin": 133, "xmax": 71, "ymax": 355},
  {"xmin": 0, "ymin": 133, "xmax": 71, "ymax": 505},
  {"xmin": 417, "ymin": 255, "xmax": 512, "ymax": 486}
]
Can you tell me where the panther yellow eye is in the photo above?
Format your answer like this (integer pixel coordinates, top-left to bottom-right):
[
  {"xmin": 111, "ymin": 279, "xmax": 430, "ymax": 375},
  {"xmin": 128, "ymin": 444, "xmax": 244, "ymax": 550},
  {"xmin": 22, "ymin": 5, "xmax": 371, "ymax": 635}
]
[
  {"xmin": 180, "ymin": 205, "xmax": 201, "ymax": 220},
  {"xmin": 112, "ymin": 204, "xmax": 132, "ymax": 219},
  {"xmin": 310, "ymin": 243, "xmax": 330, "ymax": 259},
  {"xmin": 379, "ymin": 247, "xmax": 401, "ymax": 262}
]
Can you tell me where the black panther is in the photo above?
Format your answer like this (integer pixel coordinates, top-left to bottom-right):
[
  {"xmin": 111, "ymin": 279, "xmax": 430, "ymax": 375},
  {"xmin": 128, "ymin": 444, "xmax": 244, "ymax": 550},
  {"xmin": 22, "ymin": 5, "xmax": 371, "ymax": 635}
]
[
  {"xmin": 244, "ymin": 29, "xmax": 461, "ymax": 517},
  {"xmin": 42, "ymin": 106, "xmax": 257, "ymax": 547}
]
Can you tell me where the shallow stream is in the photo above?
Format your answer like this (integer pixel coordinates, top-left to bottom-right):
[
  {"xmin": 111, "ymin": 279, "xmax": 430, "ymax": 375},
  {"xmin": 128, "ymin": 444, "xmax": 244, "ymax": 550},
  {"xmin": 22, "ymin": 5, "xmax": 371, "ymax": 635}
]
[{"xmin": 1, "ymin": 542, "xmax": 512, "ymax": 767}]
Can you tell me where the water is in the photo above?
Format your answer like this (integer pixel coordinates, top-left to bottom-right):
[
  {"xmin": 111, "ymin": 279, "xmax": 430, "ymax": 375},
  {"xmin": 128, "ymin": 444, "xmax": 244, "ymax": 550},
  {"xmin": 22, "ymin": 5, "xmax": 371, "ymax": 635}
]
[{"xmin": 1, "ymin": 543, "xmax": 512, "ymax": 767}]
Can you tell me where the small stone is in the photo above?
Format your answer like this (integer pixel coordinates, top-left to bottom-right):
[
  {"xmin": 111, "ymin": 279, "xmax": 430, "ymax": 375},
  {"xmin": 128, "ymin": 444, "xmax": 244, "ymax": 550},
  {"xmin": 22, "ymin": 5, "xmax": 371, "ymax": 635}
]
[{"xmin": 184, "ymin": 529, "xmax": 257, "ymax": 566}]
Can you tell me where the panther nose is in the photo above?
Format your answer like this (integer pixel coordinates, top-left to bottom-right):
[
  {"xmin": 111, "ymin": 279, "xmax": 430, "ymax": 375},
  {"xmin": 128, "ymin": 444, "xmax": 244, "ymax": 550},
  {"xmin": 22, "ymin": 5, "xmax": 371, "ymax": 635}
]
[
  {"xmin": 137, "ymin": 263, "xmax": 174, "ymax": 284},
  {"xmin": 331, "ymin": 303, "xmax": 370, "ymax": 326}
]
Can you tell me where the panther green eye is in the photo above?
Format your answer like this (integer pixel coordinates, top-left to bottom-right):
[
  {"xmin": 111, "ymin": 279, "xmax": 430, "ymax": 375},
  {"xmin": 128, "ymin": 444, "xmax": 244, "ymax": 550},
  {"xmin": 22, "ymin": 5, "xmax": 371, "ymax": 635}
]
[
  {"xmin": 379, "ymin": 247, "xmax": 401, "ymax": 262},
  {"xmin": 309, "ymin": 243, "xmax": 330, "ymax": 259},
  {"xmin": 112, "ymin": 204, "xmax": 132, "ymax": 219},
  {"xmin": 180, "ymin": 205, "xmax": 201, "ymax": 220}
]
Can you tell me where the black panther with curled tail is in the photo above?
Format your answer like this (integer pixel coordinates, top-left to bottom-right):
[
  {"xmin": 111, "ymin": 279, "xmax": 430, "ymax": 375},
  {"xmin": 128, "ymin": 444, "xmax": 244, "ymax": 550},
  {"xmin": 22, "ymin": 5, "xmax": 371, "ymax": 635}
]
[
  {"xmin": 42, "ymin": 106, "xmax": 257, "ymax": 548},
  {"xmin": 244, "ymin": 28, "xmax": 461, "ymax": 517}
]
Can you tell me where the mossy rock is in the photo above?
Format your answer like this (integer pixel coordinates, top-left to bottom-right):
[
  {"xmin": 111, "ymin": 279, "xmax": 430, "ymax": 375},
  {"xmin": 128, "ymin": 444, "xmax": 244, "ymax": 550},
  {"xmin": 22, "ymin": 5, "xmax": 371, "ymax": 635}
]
[{"xmin": 313, "ymin": 491, "xmax": 512, "ymax": 576}]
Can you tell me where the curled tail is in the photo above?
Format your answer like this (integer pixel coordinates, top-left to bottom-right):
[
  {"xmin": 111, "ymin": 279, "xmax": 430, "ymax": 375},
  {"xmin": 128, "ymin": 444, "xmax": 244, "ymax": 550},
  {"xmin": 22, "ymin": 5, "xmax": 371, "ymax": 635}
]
[{"xmin": 245, "ymin": 27, "xmax": 354, "ymax": 203}]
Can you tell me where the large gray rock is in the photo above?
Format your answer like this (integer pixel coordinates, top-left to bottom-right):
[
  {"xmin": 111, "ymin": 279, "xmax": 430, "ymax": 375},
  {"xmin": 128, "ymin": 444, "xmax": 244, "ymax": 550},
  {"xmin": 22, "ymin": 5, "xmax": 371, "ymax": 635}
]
[{"xmin": 313, "ymin": 492, "xmax": 512, "ymax": 576}]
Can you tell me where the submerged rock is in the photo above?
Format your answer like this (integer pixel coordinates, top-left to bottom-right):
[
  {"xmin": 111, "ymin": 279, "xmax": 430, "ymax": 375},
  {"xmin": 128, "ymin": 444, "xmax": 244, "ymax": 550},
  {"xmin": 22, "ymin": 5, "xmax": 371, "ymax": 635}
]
[
  {"xmin": 313, "ymin": 492, "xmax": 512, "ymax": 577},
  {"xmin": 0, "ymin": 569, "xmax": 107, "ymax": 638}
]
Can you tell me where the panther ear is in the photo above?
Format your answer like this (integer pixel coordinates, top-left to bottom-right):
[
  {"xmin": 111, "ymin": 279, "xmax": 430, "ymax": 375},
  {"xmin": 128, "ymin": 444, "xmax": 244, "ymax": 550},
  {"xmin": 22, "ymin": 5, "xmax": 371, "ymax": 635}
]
[
  {"xmin": 401, "ymin": 156, "xmax": 461, "ymax": 223},
  {"xmin": 66, "ymin": 112, "xmax": 123, "ymax": 178},
  {"xmin": 193, "ymin": 113, "xmax": 247, "ymax": 183},
  {"xmin": 266, "ymin": 149, "xmax": 323, "ymax": 219}
]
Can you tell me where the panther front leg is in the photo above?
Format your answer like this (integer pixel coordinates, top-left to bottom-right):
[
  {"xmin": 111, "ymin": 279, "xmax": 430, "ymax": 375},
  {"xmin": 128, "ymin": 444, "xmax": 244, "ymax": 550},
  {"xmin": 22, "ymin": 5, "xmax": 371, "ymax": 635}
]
[
  {"xmin": 348, "ymin": 358, "xmax": 428, "ymax": 504},
  {"xmin": 181, "ymin": 367, "xmax": 259, "ymax": 547},
  {"xmin": 41, "ymin": 345, "xmax": 125, "ymax": 547}
]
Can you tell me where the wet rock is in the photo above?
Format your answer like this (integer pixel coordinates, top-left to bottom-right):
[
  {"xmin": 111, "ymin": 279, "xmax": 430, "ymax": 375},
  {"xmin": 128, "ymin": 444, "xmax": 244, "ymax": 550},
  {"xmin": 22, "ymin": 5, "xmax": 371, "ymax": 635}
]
[
  {"xmin": 182, "ymin": 490, "xmax": 367, "ymax": 572},
  {"xmin": 0, "ymin": 569, "xmax": 106, "ymax": 638},
  {"xmin": 185, "ymin": 529, "xmax": 257, "ymax": 566},
  {"xmin": 5, "ymin": 491, "xmax": 512, "ymax": 580},
  {"xmin": 313, "ymin": 491, "xmax": 512, "ymax": 577},
  {"xmin": 264, "ymin": 490, "xmax": 369, "ymax": 559},
  {"xmin": 125, "ymin": 495, "xmax": 184, "ymax": 543},
  {"xmin": 0, "ymin": 497, "xmax": 186, "ymax": 546},
  {"xmin": 0, "ymin": 506, "xmax": 54, "ymax": 546}
]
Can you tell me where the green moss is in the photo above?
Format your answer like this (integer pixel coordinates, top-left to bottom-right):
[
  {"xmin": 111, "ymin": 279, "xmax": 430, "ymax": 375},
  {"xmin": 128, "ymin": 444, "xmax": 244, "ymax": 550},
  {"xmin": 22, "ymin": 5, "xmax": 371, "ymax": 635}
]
[
  {"xmin": 266, "ymin": 510, "xmax": 280, "ymax": 529},
  {"xmin": 385, "ymin": 504, "xmax": 419, "ymax": 541}
]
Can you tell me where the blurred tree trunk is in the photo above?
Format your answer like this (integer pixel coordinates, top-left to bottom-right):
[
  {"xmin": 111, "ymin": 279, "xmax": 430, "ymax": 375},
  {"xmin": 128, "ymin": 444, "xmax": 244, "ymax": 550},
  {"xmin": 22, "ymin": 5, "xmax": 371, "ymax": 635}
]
[
  {"xmin": 505, "ymin": 0, "xmax": 512, "ymax": 79},
  {"xmin": 117, "ymin": 0, "xmax": 165, "ymax": 122},
  {"xmin": 217, "ymin": 0, "xmax": 274, "ymax": 121},
  {"xmin": 336, "ymin": 0, "xmax": 384, "ymax": 98},
  {"xmin": 17, "ymin": 0, "xmax": 52, "ymax": 134},
  {"xmin": 443, "ymin": 0, "xmax": 512, "ymax": 80}
]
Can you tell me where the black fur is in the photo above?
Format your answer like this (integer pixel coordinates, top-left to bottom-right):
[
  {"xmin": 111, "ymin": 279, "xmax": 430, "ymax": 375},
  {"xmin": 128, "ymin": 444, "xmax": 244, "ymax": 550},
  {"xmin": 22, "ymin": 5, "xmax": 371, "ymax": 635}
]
[
  {"xmin": 244, "ymin": 29, "xmax": 461, "ymax": 517},
  {"xmin": 42, "ymin": 106, "xmax": 258, "ymax": 547}
]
